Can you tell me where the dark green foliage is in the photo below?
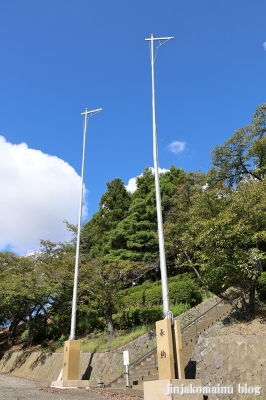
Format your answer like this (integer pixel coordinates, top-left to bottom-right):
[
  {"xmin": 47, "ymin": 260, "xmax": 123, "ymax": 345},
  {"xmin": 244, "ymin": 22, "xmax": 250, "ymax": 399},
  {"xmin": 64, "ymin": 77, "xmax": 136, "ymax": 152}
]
[
  {"xmin": 79, "ymin": 258, "xmax": 147, "ymax": 340},
  {"xmin": 81, "ymin": 178, "xmax": 131, "ymax": 257},
  {"xmin": 107, "ymin": 166, "xmax": 185, "ymax": 264},
  {"xmin": 119, "ymin": 283, "xmax": 162, "ymax": 308},
  {"xmin": 138, "ymin": 306, "xmax": 163, "ymax": 325},
  {"xmin": 108, "ymin": 168, "xmax": 158, "ymax": 263},
  {"xmin": 112, "ymin": 306, "xmax": 163, "ymax": 330},
  {"xmin": 41, "ymin": 339, "xmax": 49, "ymax": 348},
  {"xmin": 77, "ymin": 312, "xmax": 105, "ymax": 334},
  {"xmin": 116, "ymin": 276, "xmax": 202, "ymax": 309},
  {"xmin": 168, "ymin": 281, "xmax": 202, "ymax": 306},
  {"xmin": 80, "ymin": 166, "xmax": 186, "ymax": 265},
  {"xmin": 256, "ymin": 272, "xmax": 266, "ymax": 301},
  {"xmin": 50, "ymin": 334, "xmax": 69, "ymax": 352}
]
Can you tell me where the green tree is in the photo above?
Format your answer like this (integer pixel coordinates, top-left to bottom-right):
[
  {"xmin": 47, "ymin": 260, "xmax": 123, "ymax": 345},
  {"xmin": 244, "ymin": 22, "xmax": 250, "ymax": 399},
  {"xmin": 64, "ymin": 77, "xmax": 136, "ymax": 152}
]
[
  {"xmin": 35, "ymin": 239, "xmax": 76, "ymax": 339},
  {"xmin": 211, "ymin": 103, "xmax": 266, "ymax": 186},
  {"xmin": 108, "ymin": 166, "xmax": 185, "ymax": 265},
  {"xmin": 0, "ymin": 251, "xmax": 50, "ymax": 346},
  {"xmin": 81, "ymin": 178, "xmax": 131, "ymax": 257},
  {"xmin": 165, "ymin": 176, "xmax": 266, "ymax": 317},
  {"xmin": 79, "ymin": 258, "xmax": 145, "ymax": 340},
  {"xmin": 107, "ymin": 168, "xmax": 158, "ymax": 263}
]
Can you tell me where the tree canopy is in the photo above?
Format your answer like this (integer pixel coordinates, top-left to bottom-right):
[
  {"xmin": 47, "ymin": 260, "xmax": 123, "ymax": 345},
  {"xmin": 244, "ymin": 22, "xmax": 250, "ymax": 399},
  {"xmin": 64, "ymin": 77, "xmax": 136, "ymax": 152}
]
[{"xmin": 211, "ymin": 103, "xmax": 266, "ymax": 186}]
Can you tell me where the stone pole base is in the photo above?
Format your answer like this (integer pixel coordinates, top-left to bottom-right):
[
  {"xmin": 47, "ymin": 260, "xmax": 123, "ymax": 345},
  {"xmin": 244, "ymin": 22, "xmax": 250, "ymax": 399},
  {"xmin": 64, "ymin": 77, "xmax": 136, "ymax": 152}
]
[
  {"xmin": 51, "ymin": 339, "xmax": 89, "ymax": 389},
  {"xmin": 144, "ymin": 379, "xmax": 206, "ymax": 400},
  {"xmin": 51, "ymin": 379, "xmax": 89, "ymax": 388}
]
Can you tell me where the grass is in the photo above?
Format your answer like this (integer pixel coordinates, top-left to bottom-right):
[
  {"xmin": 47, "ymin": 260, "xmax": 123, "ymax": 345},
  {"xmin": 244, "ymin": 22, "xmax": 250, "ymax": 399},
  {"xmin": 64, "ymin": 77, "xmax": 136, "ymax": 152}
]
[
  {"xmin": 170, "ymin": 302, "xmax": 191, "ymax": 316},
  {"xmin": 201, "ymin": 289, "xmax": 215, "ymax": 301},
  {"xmin": 55, "ymin": 325, "xmax": 154, "ymax": 353}
]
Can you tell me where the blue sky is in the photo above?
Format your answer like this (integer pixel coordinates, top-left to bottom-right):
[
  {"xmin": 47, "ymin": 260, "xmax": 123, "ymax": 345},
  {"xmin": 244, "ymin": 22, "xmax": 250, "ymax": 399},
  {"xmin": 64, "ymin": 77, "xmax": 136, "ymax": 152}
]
[{"xmin": 1, "ymin": 1, "xmax": 266, "ymax": 253}]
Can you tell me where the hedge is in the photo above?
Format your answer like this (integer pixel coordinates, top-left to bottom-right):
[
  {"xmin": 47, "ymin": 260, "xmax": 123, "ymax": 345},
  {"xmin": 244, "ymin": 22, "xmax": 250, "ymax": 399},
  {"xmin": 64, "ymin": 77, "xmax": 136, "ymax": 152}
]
[
  {"xmin": 112, "ymin": 306, "xmax": 163, "ymax": 330},
  {"xmin": 117, "ymin": 278, "xmax": 202, "ymax": 309}
]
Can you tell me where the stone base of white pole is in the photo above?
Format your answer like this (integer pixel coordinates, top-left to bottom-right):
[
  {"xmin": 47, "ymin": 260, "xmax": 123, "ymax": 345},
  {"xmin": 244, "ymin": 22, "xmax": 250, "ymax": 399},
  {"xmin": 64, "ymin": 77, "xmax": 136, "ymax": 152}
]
[
  {"xmin": 51, "ymin": 380, "xmax": 89, "ymax": 388},
  {"xmin": 147, "ymin": 321, "xmax": 205, "ymax": 399},
  {"xmin": 51, "ymin": 340, "xmax": 89, "ymax": 389},
  {"xmin": 144, "ymin": 379, "xmax": 205, "ymax": 400}
]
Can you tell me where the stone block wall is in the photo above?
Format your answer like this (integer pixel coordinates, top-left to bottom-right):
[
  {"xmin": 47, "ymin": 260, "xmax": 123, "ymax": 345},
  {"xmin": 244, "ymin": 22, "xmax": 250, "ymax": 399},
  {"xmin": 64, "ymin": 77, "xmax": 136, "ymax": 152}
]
[
  {"xmin": 0, "ymin": 330, "xmax": 157, "ymax": 386},
  {"xmin": 192, "ymin": 334, "xmax": 266, "ymax": 400}
]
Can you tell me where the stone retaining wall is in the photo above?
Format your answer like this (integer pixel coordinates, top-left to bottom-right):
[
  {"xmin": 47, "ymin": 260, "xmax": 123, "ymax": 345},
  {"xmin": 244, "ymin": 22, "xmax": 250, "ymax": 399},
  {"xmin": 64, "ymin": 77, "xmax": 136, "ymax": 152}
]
[
  {"xmin": 0, "ymin": 331, "xmax": 157, "ymax": 386},
  {"xmin": 192, "ymin": 334, "xmax": 266, "ymax": 400}
]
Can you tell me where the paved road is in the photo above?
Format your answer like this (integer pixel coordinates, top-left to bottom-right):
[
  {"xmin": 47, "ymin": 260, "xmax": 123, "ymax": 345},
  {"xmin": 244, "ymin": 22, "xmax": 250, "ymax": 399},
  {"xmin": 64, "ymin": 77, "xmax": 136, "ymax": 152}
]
[{"xmin": 0, "ymin": 374, "xmax": 141, "ymax": 400}]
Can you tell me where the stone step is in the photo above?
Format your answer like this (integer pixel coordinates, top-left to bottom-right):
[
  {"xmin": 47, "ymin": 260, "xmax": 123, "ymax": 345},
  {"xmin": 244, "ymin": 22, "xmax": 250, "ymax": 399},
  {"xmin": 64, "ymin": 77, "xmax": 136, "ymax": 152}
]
[
  {"xmin": 132, "ymin": 365, "xmax": 157, "ymax": 372},
  {"xmin": 143, "ymin": 374, "xmax": 159, "ymax": 382},
  {"xmin": 119, "ymin": 368, "xmax": 158, "ymax": 377},
  {"xmin": 131, "ymin": 368, "xmax": 156, "ymax": 374},
  {"xmin": 112, "ymin": 373, "xmax": 159, "ymax": 389},
  {"xmin": 132, "ymin": 377, "xmax": 160, "ymax": 390},
  {"xmin": 138, "ymin": 358, "xmax": 156, "ymax": 366},
  {"xmin": 131, "ymin": 382, "xmax": 150, "ymax": 389},
  {"xmin": 144, "ymin": 355, "xmax": 156, "ymax": 361},
  {"xmin": 137, "ymin": 362, "xmax": 155, "ymax": 368},
  {"xmin": 110, "ymin": 382, "xmax": 130, "ymax": 389},
  {"xmin": 126, "ymin": 372, "xmax": 157, "ymax": 381}
]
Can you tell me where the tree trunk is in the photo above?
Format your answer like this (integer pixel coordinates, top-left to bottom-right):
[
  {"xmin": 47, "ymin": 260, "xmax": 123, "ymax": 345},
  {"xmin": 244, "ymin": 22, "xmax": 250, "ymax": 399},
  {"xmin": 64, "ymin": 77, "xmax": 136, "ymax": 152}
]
[
  {"xmin": 105, "ymin": 313, "xmax": 115, "ymax": 341},
  {"xmin": 248, "ymin": 281, "xmax": 256, "ymax": 319},
  {"xmin": 28, "ymin": 316, "xmax": 33, "ymax": 347},
  {"xmin": 8, "ymin": 316, "xmax": 19, "ymax": 346}
]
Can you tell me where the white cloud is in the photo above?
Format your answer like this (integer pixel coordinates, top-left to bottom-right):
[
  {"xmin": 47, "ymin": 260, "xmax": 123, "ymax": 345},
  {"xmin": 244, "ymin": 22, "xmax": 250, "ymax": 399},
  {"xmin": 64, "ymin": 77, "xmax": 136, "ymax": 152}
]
[
  {"xmin": 0, "ymin": 136, "xmax": 87, "ymax": 254},
  {"xmin": 125, "ymin": 167, "xmax": 169, "ymax": 193},
  {"xmin": 167, "ymin": 141, "xmax": 186, "ymax": 154},
  {"xmin": 152, "ymin": 167, "xmax": 169, "ymax": 174},
  {"xmin": 263, "ymin": 42, "xmax": 266, "ymax": 51},
  {"xmin": 125, "ymin": 177, "xmax": 138, "ymax": 193}
]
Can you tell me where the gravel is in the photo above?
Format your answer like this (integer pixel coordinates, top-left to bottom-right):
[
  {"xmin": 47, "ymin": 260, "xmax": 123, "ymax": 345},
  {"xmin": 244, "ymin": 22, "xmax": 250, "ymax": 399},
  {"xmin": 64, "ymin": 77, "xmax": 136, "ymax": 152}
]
[{"xmin": 0, "ymin": 374, "xmax": 142, "ymax": 400}]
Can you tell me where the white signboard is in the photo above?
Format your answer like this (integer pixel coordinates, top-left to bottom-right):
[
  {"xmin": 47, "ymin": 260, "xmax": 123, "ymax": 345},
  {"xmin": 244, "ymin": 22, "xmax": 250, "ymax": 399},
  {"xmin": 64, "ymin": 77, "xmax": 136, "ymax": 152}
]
[{"xmin": 123, "ymin": 350, "xmax": 129, "ymax": 366}]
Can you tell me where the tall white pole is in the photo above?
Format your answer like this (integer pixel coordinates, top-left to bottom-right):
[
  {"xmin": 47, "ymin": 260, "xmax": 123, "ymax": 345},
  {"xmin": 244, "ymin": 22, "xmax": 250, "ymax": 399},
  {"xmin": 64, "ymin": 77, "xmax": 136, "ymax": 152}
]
[
  {"xmin": 69, "ymin": 107, "xmax": 102, "ymax": 340},
  {"xmin": 145, "ymin": 34, "xmax": 174, "ymax": 318}
]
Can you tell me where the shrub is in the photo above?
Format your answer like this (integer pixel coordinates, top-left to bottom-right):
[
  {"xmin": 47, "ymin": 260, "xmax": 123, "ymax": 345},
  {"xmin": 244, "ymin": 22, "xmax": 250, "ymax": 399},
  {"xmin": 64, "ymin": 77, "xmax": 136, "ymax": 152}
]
[
  {"xmin": 168, "ymin": 272, "xmax": 195, "ymax": 283},
  {"xmin": 77, "ymin": 311, "xmax": 105, "ymax": 334},
  {"xmin": 170, "ymin": 303, "xmax": 190, "ymax": 316},
  {"xmin": 112, "ymin": 306, "xmax": 162, "ymax": 330},
  {"xmin": 256, "ymin": 271, "xmax": 266, "ymax": 301},
  {"xmin": 120, "ymin": 278, "xmax": 202, "ymax": 308},
  {"xmin": 41, "ymin": 339, "xmax": 49, "ymax": 348},
  {"xmin": 169, "ymin": 281, "xmax": 202, "ymax": 306},
  {"xmin": 138, "ymin": 306, "xmax": 162, "ymax": 325},
  {"xmin": 141, "ymin": 285, "xmax": 162, "ymax": 306},
  {"xmin": 112, "ymin": 309, "xmax": 140, "ymax": 330},
  {"xmin": 50, "ymin": 334, "xmax": 68, "ymax": 352},
  {"xmin": 21, "ymin": 329, "xmax": 29, "ymax": 343}
]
